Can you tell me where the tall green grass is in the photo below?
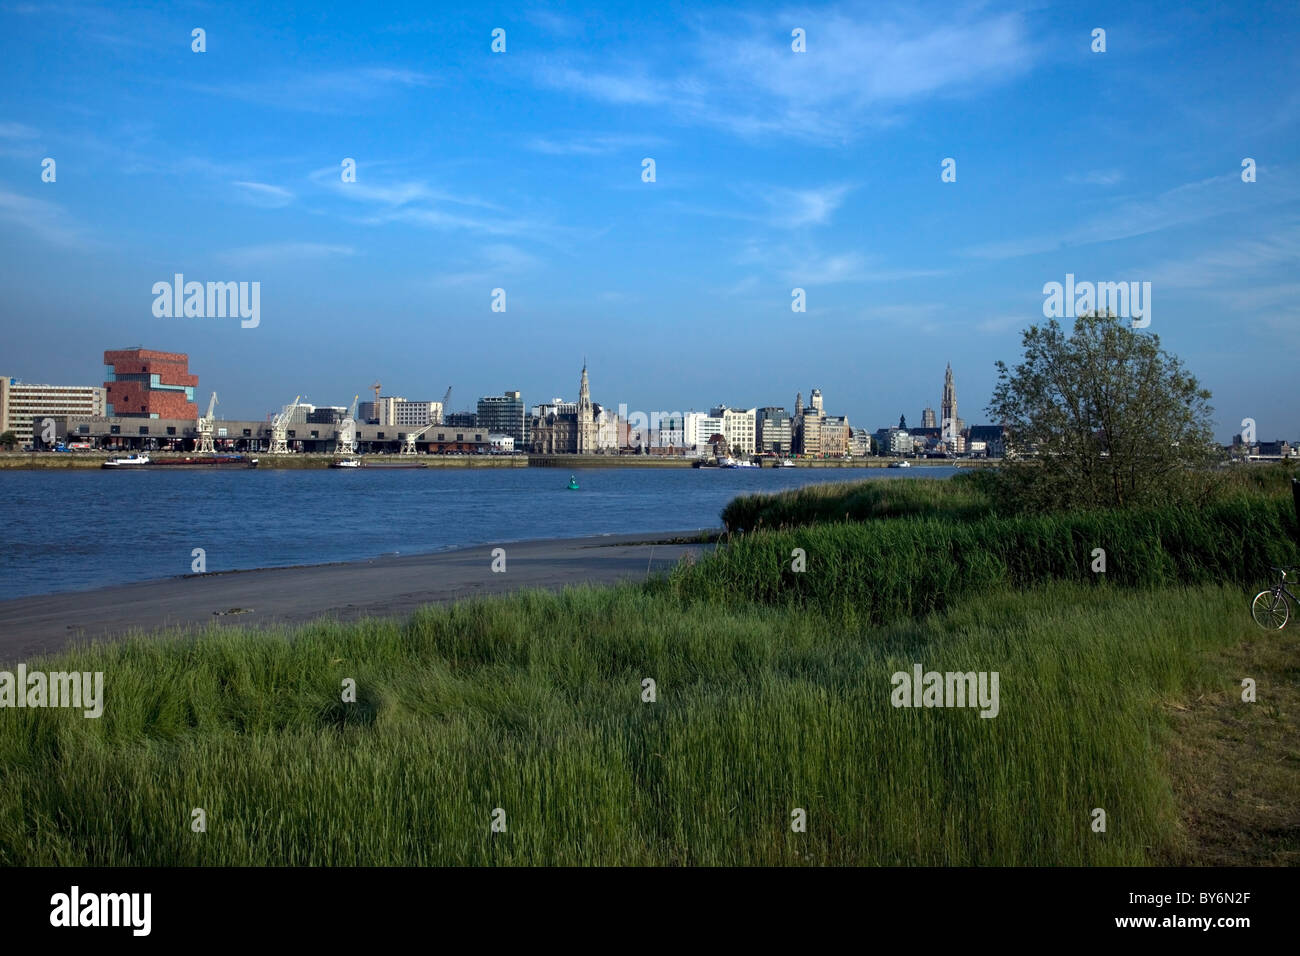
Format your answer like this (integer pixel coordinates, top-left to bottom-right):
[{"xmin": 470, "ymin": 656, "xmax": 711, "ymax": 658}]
[
  {"xmin": 0, "ymin": 581, "xmax": 1255, "ymax": 865},
  {"xmin": 721, "ymin": 473, "xmax": 996, "ymax": 531},
  {"xmin": 678, "ymin": 498, "xmax": 1297, "ymax": 626}
]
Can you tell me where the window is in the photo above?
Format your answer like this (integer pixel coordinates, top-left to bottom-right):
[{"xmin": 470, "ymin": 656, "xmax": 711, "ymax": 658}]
[
  {"xmin": 139, "ymin": 426, "xmax": 149, "ymax": 435},
  {"xmin": 110, "ymin": 425, "xmax": 120, "ymax": 435},
  {"xmin": 377, "ymin": 432, "xmax": 385, "ymax": 439},
  {"xmin": 310, "ymin": 431, "xmax": 319, "ymax": 438},
  {"xmin": 243, "ymin": 429, "xmax": 251, "ymax": 437},
  {"xmin": 457, "ymin": 434, "xmax": 464, "ymax": 441},
  {"xmin": 288, "ymin": 430, "xmax": 296, "ymax": 438},
  {"xmin": 166, "ymin": 427, "xmax": 176, "ymax": 435},
  {"xmin": 78, "ymin": 425, "xmax": 89, "ymax": 434}
]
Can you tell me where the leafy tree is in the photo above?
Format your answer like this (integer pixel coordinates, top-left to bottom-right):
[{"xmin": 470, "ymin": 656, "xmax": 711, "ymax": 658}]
[
  {"xmin": 0, "ymin": 431, "xmax": 17, "ymax": 449},
  {"xmin": 987, "ymin": 311, "xmax": 1217, "ymax": 510}
]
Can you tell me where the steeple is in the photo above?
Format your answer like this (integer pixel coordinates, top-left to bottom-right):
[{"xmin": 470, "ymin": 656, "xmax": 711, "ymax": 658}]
[
  {"xmin": 941, "ymin": 362, "xmax": 958, "ymax": 440},
  {"xmin": 578, "ymin": 361, "xmax": 591, "ymax": 411}
]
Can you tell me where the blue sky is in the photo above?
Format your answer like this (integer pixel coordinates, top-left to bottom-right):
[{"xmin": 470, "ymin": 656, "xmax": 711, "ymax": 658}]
[{"xmin": 1, "ymin": 0, "xmax": 1297, "ymax": 440}]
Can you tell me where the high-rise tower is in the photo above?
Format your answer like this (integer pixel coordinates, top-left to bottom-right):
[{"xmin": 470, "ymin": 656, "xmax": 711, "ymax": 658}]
[
  {"xmin": 576, "ymin": 361, "xmax": 596, "ymax": 453},
  {"xmin": 941, "ymin": 363, "xmax": 958, "ymax": 441}
]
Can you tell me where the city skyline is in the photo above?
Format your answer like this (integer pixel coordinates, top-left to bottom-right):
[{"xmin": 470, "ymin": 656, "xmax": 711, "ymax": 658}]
[{"xmin": 1, "ymin": 1, "xmax": 1296, "ymax": 441}]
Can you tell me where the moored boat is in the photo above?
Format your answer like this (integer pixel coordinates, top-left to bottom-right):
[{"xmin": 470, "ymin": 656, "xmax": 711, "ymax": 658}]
[{"xmin": 101, "ymin": 453, "xmax": 150, "ymax": 468}]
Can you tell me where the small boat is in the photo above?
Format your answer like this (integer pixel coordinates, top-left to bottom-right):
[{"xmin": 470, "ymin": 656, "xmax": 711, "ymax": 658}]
[
  {"xmin": 888, "ymin": 460, "xmax": 911, "ymax": 468},
  {"xmin": 780, "ymin": 459, "xmax": 796, "ymax": 468},
  {"xmin": 102, "ymin": 453, "xmax": 150, "ymax": 468},
  {"xmin": 567, "ymin": 475, "xmax": 580, "ymax": 490},
  {"xmin": 330, "ymin": 458, "xmax": 362, "ymax": 469}
]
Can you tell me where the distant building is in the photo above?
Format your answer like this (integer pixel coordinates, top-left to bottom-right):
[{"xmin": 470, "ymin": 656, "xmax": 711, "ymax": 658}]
[
  {"xmin": 442, "ymin": 411, "xmax": 478, "ymax": 428},
  {"xmin": 307, "ymin": 406, "xmax": 347, "ymax": 425},
  {"xmin": 360, "ymin": 397, "xmax": 443, "ymax": 427},
  {"xmin": 651, "ymin": 413, "xmax": 685, "ymax": 451},
  {"xmin": 529, "ymin": 363, "xmax": 598, "ymax": 454},
  {"xmin": 922, "ymin": 407, "xmax": 936, "ymax": 428},
  {"xmin": 488, "ymin": 433, "xmax": 515, "ymax": 453},
  {"xmin": 0, "ymin": 376, "xmax": 106, "ymax": 445},
  {"xmin": 103, "ymin": 348, "xmax": 197, "ymax": 419},
  {"xmin": 966, "ymin": 425, "xmax": 1006, "ymax": 458},
  {"xmin": 711, "ymin": 405, "xmax": 756, "ymax": 456},
  {"xmin": 756, "ymin": 407, "xmax": 792, "ymax": 455},
  {"xmin": 849, "ymin": 428, "xmax": 872, "ymax": 457},
  {"xmin": 595, "ymin": 406, "xmax": 620, "ymax": 451},
  {"xmin": 941, "ymin": 363, "xmax": 958, "ymax": 443},
  {"xmin": 875, "ymin": 427, "xmax": 912, "ymax": 456},
  {"xmin": 478, "ymin": 391, "xmax": 527, "ymax": 447},
  {"xmin": 821, "ymin": 415, "xmax": 851, "ymax": 456},
  {"xmin": 684, "ymin": 412, "xmax": 724, "ymax": 456},
  {"xmin": 392, "ymin": 400, "xmax": 442, "ymax": 427}
]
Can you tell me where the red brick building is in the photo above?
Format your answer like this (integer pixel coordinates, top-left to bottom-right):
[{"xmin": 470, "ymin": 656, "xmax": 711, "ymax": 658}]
[{"xmin": 103, "ymin": 348, "xmax": 198, "ymax": 419}]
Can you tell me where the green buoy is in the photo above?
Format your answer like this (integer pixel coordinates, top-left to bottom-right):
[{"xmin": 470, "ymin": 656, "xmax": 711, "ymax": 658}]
[{"xmin": 567, "ymin": 475, "xmax": 580, "ymax": 490}]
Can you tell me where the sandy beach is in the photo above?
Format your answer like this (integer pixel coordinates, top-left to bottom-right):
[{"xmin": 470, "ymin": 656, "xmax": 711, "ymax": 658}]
[{"xmin": 0, "ymin": 530, "xmax": 715, "ymax": 662}]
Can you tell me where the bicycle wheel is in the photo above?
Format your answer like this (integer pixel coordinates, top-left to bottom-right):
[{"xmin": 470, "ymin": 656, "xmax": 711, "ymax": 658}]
[{"xmin": 1251, "ymin": 589, "xmax": 1290, "ymax": 629}]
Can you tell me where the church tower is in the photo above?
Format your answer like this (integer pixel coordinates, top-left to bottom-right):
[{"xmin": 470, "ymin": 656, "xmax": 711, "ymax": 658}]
[
  {"xmin": 941, "ymin": 363, "xmax": 958, "ymax": 441},
  {"xmin": 576, "ymin": 361, "xmax": 595, "ymax": 453}
]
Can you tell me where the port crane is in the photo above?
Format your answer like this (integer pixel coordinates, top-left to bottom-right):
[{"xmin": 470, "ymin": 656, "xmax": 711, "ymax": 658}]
[
  {"xmin": 400, "ymin": 421, "xmax": 436, "ymax": 456},
  {"xmin": 197, "ymin": 391, "xmax": 218, "ymax": 454},
  {"xmin": 337, "ymin": 394, "xmax": 360, "ymax": 455},
  {"xmin": 440, "ymin": 386, "xmax": 452, "ymax": 423},
  {"xmin": 268, "ymin": 396, "xmax": 302, "ymax": 454}
]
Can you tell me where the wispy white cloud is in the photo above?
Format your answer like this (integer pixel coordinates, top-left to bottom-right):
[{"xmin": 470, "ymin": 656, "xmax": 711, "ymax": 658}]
[
  {"xmin": 0, "ymin": 121, "xmax": 38, "ymax": 139},
  {"xmin": 528, "ymin": 133, "xmax": 666, "ymax": 156},
  {"xmin": 0, "ymin": 187, "xmax": 94, "ymax": 248},
  {"xmin": 1066, "ymin": 169, "xmax": 1125, "ymax": 186},
  {"xmin": 189, "ymin": 67, "xmax": 436, "ymax": 113},
  {"xmin": 739, "ymin": 238, "xmax": 944, "ymax": 285},
  {"xmin": 965, "ymin": 170, "xmax": 1300, "ymax": 260},
  {"xmin": 425, "ymin": 243, "xmax": 542, "ymax": 287},
  {"xmin": 218, "ymin": 242, "xmax": 356, "ymax": 268},
  {"xmin": 232, "ymin": 181, "xmax": 294, "ymax": 208},
  {"xmin": 758, "ymin": 184, "xmax": 854, "ymax": 227},
  {"xmin": 536, "ymin": 6, "xmax": 1037, "ymax": 142}
]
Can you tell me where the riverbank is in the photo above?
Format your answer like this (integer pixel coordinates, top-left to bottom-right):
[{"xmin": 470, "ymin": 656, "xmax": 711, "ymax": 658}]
[
  {"xmin": 0, "ymin": 451, "xmax": 998, "ymax": 470},
  {"xmin": 1, "ymin": 473, "xmax": 1295, "ymax": 866},
  {"xmin": 0, "ymin": 530, "xmax": 715, "ymax": 662}
]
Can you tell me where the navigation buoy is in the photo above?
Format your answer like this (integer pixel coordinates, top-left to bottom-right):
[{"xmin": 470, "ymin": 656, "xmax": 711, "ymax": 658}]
[{"xmin": 567, "ymin": 475, "xmax": 580, "ymax": 490}]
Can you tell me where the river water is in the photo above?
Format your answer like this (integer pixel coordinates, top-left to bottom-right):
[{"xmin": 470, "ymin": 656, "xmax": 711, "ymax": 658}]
[{"xmin": 0, "ymin": 465, "xmax": 958, "ymax": 599}]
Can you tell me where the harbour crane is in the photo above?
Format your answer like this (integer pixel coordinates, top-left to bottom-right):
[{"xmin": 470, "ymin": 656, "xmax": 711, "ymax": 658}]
[
  {"xmin": 440, "ymin": 386, "xmax": 452, "ymax": 423},
  {"xmin": 400, "ymin": 421, "xmax": 436, "ymax": 456},
  {"xmin": 268, "ymin": 395, "xmax": 302, "ymax": 454},
  {"xmin": 197, "ymin": 391, "xmax": 218, "ymax": 454},
  {"xmin": 337, "ymin": 394, "xmax": 360, "ymax": 455}
]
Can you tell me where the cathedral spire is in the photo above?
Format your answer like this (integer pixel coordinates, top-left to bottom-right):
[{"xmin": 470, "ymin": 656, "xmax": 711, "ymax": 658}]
[{"xmin": 578, "ymin": 361, "xmax": 591, "ymax": 410}]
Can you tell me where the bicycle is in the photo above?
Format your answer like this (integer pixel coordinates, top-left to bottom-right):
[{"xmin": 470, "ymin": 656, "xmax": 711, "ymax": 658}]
[{"xmin": 1250, "ymin": 566, "xmax": 1300, "ymax": 630}]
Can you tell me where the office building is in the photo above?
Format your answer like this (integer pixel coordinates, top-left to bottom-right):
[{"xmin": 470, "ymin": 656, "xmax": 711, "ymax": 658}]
[
  {"xmin": 0, "ymin": 376, "xmax": 106, "ymax": 444},
  {"xmin": 478, "ymin": 391, "xmax": 527, "ymax": 447}
]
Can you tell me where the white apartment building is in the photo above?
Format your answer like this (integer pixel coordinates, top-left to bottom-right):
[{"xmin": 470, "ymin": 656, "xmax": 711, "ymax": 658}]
[
  {"xmin": 0, "ymin": 376, "xmax": 106, "ymax": 444},
  {"xmin": 392, "ymin": 400, "xmax": 443, "ymax": 427},
  {"xmin": 684, "ymin": 412, "xmax": 725, "ymax": 456}
]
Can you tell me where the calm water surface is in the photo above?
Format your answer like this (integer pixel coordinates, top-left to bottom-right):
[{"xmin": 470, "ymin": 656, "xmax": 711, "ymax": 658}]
[{"xmin": 0, "ymin": 465, "xmax": 958, "ymax": 599}]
